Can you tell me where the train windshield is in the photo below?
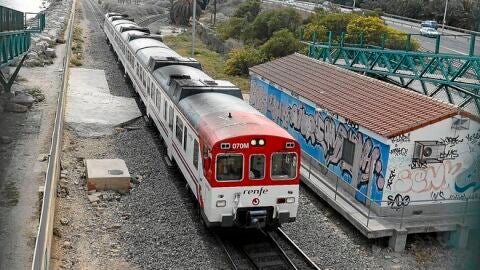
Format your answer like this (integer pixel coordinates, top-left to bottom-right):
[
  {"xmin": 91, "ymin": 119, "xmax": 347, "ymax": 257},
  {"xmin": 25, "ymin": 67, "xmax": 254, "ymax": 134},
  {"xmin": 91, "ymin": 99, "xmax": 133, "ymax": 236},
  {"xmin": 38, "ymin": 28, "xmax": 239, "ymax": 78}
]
[
  {"xmin": 271, "ymin": 153, "xmax": 297, "ymax": 180},
  {"xmin": 216, "ymin": 154, "xmax": 243, "ymax": 181},
  {"xmin": 249, "ymin": 155, "xmax": 265, "ymax": 180}
]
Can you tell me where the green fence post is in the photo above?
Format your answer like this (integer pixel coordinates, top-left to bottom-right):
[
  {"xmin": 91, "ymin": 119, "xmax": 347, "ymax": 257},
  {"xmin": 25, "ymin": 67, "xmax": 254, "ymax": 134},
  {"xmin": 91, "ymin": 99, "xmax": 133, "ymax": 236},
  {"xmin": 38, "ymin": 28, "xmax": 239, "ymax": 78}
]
[
  {"xmin": 405, "ymin": 34, "xmax": 411, "ymax": 51},
  {"xmin": 435, "ymin": 35, "xmax": 440, "ymax": 54},
  {"xmin": 340, "ymin": 32, "xmax": 345, "ymax": 48},
  {"xmin": 360, "ymin": 32, "xmax": 364, "ymax": 47},
  {"xmin": 469, "ymin": 34, "xmax": 476, "ymax": 57},
  {"xmin": 381, "ymin": 33, "xmax": 385, "ymax": 49},
  {"xmin": 328, "ymin": 31, "xmax": 332, "ymax": 46}
]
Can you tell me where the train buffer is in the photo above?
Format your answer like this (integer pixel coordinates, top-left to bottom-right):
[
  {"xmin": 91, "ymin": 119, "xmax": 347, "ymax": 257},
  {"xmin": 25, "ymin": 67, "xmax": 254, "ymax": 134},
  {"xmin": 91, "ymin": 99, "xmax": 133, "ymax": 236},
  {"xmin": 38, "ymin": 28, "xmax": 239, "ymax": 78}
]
[{"xmin": 0, "ymin": 5, "xmax": 46, "ymax": 93}]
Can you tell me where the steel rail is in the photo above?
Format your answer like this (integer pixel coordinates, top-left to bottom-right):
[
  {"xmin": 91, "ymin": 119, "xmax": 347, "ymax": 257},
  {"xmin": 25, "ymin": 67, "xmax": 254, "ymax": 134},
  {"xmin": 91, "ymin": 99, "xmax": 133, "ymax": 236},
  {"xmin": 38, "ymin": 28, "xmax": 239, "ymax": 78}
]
[
  {"xmin": 213, "ymin": 231, "xmax": 240, "ymax": 270},
  {"xmin": 137, "ymin": 14, "xmax": 164, "ymax": 27},
  {"xmin": 85, "ymin": 0, "xmax": 104, "ymax": 29},
  {"xmin": 274, "ymin": 228, "xmax": 321, "ymax": 270},
  {"xmin": 31, "ymin": 0, "xmax": 76, "ymax": 269}
]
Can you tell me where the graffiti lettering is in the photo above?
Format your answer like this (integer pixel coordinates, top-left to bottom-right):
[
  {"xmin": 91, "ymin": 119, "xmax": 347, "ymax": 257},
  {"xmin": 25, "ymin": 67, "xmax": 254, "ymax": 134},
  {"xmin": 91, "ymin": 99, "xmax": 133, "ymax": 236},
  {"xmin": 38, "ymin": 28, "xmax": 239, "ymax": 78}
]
[
  {"xmin": 439, "ymin": 149, "xmax": 459, "ymax": 160},
  {"xmin": 440, "ymin": 136, "xmax": 463, "ymax": 147},
  {"xmin": 430, "ymin": 191, "xmax": 445, "ymax": 201},
  {"xmin": 395, "ymin": 160, "xmax": 462, "ymax": 194},
  {"xmin": 391, "ymin": 133, "xmax": 411, "ymax": 143},
  {"xmin": 344, "ymin": 118, "xmax": 359, "ymax": 130},
  {"xmin": 386, "ymin": 169, "xmax": 396, "ymax": 190},
  {"xmin": 449, "ymin": 193, "xmax": 480, "ymax": 201},
  {"xmin": 466, "ymin": 131, "xmax": 480, "ymax": 146},
  {"xmin": 410, "ymin": 159, "xmax": 427, "ymax": 169},
  {"xmin": 390, "ymin": 147, "xmax": 408, "ymax": 157},
  {"xmin": 387, "ymin": 194, "xmax": 410, "ymax": 210}
]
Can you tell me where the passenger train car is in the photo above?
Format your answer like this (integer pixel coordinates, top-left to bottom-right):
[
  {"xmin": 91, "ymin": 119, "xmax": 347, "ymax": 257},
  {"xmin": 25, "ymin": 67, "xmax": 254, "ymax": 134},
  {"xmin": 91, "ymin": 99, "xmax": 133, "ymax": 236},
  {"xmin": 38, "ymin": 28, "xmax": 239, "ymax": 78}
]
[{"xmin": 103, "ymin": 13, "xmax": 300, "ymax": 228}]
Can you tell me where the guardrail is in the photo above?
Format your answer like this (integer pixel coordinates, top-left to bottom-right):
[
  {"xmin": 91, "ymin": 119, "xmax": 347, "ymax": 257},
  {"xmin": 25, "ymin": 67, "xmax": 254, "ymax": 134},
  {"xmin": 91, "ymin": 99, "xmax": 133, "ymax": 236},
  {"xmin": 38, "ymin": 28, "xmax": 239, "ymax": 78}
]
[
  {"xmin": 31, "ymin": 0, "xmax": 75, "ymax": 269},
  {"xmin": 0, "ymin": 30, "xmax": 31, "ymax": 67},
  {"xmin": 301, "ymin": 152, "xmax": 479, "ymax": 230}
]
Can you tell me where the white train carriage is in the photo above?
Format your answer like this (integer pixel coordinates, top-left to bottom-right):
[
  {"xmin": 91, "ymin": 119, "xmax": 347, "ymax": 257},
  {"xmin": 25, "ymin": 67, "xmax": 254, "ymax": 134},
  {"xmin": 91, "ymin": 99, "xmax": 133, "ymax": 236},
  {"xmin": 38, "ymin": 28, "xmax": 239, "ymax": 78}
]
[{"xmin": 102, "ymin": 13, "xmax": 301, "ymax": 228}]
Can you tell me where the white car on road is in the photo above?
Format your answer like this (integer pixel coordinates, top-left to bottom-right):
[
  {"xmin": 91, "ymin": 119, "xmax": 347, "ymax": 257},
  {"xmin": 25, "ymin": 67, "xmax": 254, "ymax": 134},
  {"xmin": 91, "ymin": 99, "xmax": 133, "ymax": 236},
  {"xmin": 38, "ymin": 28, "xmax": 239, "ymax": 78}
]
[{"xmin": 420, "ymin": 27, "xmax": 440, "ymax": 38}]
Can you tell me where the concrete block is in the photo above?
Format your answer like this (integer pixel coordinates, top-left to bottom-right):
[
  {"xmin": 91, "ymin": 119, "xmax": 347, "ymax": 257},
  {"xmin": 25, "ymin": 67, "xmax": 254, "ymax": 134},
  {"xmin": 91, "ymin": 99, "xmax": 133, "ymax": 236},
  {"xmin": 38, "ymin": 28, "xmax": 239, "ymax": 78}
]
[
  {"xmin": 85, "ymin": 159, "xmax": 130, "ymax": 193},
  {"xmin": 388, "ymin": 229, "xmax": 408, "ymax": 252}
]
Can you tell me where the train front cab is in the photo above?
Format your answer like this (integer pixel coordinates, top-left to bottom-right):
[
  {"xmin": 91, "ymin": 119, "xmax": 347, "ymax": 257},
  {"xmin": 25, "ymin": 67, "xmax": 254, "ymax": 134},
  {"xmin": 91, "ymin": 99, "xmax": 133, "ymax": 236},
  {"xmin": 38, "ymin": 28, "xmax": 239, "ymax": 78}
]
[{"xmin": 201, "ymin": 135, "xmax": 300, "ymax": 229}]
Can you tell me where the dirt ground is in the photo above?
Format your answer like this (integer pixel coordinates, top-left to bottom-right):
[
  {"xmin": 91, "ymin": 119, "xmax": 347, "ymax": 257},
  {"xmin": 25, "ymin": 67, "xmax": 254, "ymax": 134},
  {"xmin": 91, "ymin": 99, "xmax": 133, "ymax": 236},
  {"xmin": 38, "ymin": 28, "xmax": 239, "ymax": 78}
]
[{"xmin": 0, "ymin": 41, "xmax": 67, "ymax": 270}]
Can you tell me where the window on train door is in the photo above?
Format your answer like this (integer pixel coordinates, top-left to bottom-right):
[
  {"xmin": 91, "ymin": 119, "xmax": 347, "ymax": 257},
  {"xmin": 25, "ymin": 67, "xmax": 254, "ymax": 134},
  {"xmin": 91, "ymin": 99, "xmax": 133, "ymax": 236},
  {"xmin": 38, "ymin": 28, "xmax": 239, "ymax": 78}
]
[
  {"xmin": 216, "ymin": 154, "xmax": 243, "ymax": 181},
  {"xmin": 156, "ymin": 91, "xmax": 161, "ymax": 111},
  {"xmin": 164, "ymin": 100, "xmax": 168, "ymax": 120},
  {"xmin": 183, "ymin": 127, "xmax": 188, "ymax": 151},
  {"xmin": 193, "ymin": 140, "xmax": 199, "ymax": 169},
  {"xmin": 150, "ymin": 83, "xmax": 155, "ymax": 103},
  {"xmin": 168, "ymin": 106, "xmax": 174, "ymax": 131},
  {"xmin": 249, "ymin": 155, "xmax": 265, "ymax": 180},
  {"xmin": 175, "ymin": 116, "xmax": 183, "ymax": 143}
]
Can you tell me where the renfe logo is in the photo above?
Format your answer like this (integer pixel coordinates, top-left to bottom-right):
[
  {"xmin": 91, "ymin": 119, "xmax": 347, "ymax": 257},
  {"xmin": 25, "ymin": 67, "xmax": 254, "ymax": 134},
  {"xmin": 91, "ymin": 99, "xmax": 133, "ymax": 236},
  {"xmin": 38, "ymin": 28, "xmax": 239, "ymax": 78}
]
[
  {"xmin": 232, "ymin": 143, "xmax": 249, "ymax": 149},
  {"xmin": 243, "ymin": 187, "xmax": 268, "ymax": 196}
]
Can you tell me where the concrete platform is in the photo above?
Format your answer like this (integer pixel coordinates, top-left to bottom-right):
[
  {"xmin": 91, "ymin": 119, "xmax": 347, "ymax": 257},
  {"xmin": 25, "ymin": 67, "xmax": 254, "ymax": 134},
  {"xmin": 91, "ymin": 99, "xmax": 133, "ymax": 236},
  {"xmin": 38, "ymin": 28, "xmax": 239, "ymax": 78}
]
[
  {"xmin": 66, "ymin": 68, "xmax": 141, "ymax": 137},
  {"xmin": 300, "ymin": 160, "xmax": 479, "ymax": 252},
  {"xmin": 85, "ymin": 159, "xmax": 131, "ymax": 193}
]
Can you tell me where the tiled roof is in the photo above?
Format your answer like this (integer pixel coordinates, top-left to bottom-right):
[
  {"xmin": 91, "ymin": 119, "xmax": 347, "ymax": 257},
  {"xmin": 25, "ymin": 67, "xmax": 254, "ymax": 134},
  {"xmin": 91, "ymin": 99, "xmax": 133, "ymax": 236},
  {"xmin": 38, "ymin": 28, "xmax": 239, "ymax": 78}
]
[{"xmin": 250, "ymin": 53, "xmax": 467, "ymax": 138}]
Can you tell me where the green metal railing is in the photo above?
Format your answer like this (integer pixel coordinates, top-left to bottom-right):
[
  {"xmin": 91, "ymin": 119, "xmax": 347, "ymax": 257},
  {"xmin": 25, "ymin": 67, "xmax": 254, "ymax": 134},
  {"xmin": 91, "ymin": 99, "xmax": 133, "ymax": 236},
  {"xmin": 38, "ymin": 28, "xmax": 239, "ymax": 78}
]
[
  {"xmin": 0, "ymin": 31, "xmax": 31, "ymax": 66},
  {"xmin": 0, "ymin": 5, "xmax": 46, "ymax": 93},
  {"xmin": 302, "ymin": 31, "xmax": 480, "ymax": 116}
]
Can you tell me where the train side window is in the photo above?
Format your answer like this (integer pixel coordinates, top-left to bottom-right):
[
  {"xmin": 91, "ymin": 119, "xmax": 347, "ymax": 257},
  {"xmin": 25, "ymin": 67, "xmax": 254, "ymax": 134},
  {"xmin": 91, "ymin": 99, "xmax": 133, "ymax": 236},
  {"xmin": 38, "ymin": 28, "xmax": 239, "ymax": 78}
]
[
  {"xmin": 193, "ymin": 140, "xmax": 199, "ymax": 169},
  {"xmin": 249, "ymin": 155, "xmax": 265, "ymax": 180},
  {"xmin": 175, "ymin": 116, "xmax": 183, "ymax": 143},
  {"xmin": 164, "ymin": 100, "xmax": 168, "ymax": 120},
  {"xmin": 183, "ymin": 127, "xmax": 188, "ymax": 151},
  {"xmin": 216, "ymin": 154, "xmax": 243, "ymax": 181},
  {"xmin": 157, "ymin": 92, "xmax": 162, "ymax": 111},
  {"xmin": 168, "ymin": 106, "xmax": 174, "ymax": 131},
  {"xmin": 271, "ymin": 153, "xmax": 297, "ymax": 180}
]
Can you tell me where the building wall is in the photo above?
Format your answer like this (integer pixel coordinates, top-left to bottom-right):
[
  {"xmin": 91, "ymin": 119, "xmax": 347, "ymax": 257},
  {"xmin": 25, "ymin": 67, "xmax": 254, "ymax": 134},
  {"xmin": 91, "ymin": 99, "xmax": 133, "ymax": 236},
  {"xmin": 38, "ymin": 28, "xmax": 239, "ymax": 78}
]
[
  {"xmin": 384, "ymin": 117, "xmax": 480, "ymax": 209},
  {"xmin": 250, "ymin": 76, "xmax": 390, "ymax": 205}
]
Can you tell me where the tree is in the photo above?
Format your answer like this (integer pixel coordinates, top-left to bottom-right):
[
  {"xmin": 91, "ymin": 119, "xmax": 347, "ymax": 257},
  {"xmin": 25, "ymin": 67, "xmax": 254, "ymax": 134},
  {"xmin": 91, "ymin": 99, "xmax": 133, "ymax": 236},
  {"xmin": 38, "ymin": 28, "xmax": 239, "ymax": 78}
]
[
  {"xmin": 233, "ymin": 0, "xmax": 262, "ymax": 22},
  {"xmin": 247, "ymin": 8, "xmax": 302, "ymax": 44},
  {"xmin": 225, "ymin": 47, "xmax": 266, "ymax": 76},
  {"xmin": 308, "ymin": 12, "xmax": 359, "ymax": 38},
  {"xmin": 260, "ymin": 29, "xmax": 301, "ymax": 59},
  {"xmin": 170, "ymin": 0, "xmax": 207, "ymax": 26},
  {"xmin": 217, "ymin": 17, "xmax": 248, "ymax": 40}
]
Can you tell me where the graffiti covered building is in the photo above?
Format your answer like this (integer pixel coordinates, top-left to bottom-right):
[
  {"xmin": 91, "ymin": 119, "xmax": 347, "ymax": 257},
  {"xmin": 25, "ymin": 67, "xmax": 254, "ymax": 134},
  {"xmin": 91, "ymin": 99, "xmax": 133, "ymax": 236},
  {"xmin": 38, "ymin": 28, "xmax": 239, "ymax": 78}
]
[{"xmin": 249, "ymin": 53, "xmax": 479, "ymax": 215}]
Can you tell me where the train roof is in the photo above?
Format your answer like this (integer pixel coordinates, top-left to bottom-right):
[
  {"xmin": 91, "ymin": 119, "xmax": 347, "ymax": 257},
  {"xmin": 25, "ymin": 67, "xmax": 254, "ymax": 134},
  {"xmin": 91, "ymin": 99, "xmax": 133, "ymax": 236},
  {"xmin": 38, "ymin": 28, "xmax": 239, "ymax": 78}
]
[
  {"xmin": 178, "ymin": 92, "xmax": 293, "ymax": 146},
  {"xmin": 111, "ymin": 20, "xmax": 136, "ymax": 27},
  {"xmin": 128, "ymin": 38, "xmax": 168, "ymax": 53},
  {"xmin": 137, "ymin": 47, "xmax": 182, "ymax": 66},
  {"xmin": 115, "ymin": 23, "xmax": 136, "ymax": 32},
  {"xmin": 121, "ymin": 30, "xmax": 148, "ymax": 40}
]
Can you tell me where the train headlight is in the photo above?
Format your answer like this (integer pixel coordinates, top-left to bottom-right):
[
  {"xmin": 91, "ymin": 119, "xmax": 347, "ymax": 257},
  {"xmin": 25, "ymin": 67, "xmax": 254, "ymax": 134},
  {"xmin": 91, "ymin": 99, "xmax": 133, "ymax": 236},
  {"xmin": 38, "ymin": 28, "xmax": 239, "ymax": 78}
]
[
  {"xmin": 286, "ymin": 197, "xmax": 295, "ymax": 204},
  {"xmin": 277, "ymin": 197, "xmax": 296, "ymax": 204},
  {"xmin": 216, "ymin": 200, "xmax": 226, "ymax": 207},
  {"xmin": 258, "ymin": 139, "xmax": 265, "ymax": 146},
  {"xmin": 251, "ymin": 139, "xmax": 257, "ymax": 146}
]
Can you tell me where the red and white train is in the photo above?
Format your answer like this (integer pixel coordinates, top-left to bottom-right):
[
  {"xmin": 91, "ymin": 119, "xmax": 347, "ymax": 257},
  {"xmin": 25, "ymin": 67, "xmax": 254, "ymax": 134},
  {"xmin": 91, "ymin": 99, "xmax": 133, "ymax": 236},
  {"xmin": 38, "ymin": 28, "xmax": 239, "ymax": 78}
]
[{"xmin": 103, "ymin": 13, "xmax": 300, "ymax": 228}]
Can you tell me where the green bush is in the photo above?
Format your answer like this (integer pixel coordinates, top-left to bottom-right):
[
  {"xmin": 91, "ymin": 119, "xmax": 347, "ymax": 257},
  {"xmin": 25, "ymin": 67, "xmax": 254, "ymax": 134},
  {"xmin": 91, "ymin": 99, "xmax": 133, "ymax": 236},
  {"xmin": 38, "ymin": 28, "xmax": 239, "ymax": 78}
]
[
  {"xmin": 216, "ymin": 17, "xmax": 247, "ymax": 41},
  {"xmin": 225, "ymin": 47, "xmax": 266, "ymax": 76},
  {"xmin": 232, "ymin": 0, "xmax": 261, "ymax": 22},
  {"xmin": 260, "ymin": 29, "xmax": 300, "ymax": 60},
  {"xmin": 302, "ymin": 23, "xmax": 328, "ymax": 42},
  {"xmin": 308, "ymin": 12, "xmax": 359, "ymax": 38},
  {"xmin": 247, "ymin": 8, "xmax": 302, "ymax": 44}
]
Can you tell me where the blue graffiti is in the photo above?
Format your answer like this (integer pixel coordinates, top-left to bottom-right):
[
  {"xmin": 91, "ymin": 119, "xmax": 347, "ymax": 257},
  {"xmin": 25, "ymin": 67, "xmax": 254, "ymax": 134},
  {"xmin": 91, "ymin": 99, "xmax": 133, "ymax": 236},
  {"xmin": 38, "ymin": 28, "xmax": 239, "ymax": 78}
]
[{"xmin": 250, "ymin": 77, "xmax": 390, "ymax": 205}]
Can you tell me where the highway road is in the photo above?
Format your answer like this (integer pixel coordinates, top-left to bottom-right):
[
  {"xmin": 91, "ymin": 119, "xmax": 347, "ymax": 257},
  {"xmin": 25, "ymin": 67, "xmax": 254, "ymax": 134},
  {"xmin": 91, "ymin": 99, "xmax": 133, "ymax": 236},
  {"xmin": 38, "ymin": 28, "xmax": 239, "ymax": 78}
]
[{"xmin": 264, "ymin": 0, "xmax": 480, "ymax": 56}]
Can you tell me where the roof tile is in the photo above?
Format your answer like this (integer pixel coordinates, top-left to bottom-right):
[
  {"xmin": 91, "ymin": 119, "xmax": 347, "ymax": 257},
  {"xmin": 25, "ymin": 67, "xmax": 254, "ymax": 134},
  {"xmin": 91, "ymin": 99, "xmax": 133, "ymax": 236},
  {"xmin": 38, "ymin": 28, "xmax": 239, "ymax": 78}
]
[{"xmin": 250, "ymin": 53, "xmax": 465, "ymax": 138}]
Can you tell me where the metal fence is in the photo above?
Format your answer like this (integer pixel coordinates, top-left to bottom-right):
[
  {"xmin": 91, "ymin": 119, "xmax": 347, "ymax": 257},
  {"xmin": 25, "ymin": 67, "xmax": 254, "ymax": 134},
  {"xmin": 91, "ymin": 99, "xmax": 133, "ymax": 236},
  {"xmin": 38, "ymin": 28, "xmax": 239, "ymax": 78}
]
[
  {"xmin": 0, "ymin": 6, "xmax": 24, "ymax": 32},
  {"xmin": 301, "ymin": 152, "xmax": 479, "ymax": 230},
  {"xmin": 0, "ymin": 30, "xmax": 31, "ymax": 67}
]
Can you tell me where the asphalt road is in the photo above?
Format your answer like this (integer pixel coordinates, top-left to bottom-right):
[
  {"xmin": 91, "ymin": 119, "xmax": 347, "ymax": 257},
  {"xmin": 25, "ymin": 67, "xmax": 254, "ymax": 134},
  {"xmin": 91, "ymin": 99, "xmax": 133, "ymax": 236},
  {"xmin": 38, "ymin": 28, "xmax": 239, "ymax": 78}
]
[{"xmin": 266, "ymin": 0, "xmax": 480, "ymax": 56}]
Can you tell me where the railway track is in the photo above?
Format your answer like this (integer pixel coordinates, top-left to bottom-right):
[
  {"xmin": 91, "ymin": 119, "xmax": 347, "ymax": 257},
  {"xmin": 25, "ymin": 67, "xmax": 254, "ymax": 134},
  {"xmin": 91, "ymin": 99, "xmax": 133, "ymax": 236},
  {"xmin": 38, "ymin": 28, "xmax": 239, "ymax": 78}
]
[
  {"xmin": 137, "ymin": 14, "xmax": 165, "ymax": 27},
  {"xmin": 85, "ymin": 0, "xmax": 104, "ymax": 28},
  {"xmin": 215, "ymin": 228, "xmax": 320, "ymax": 270},
  {"xmin": 31, "ymin": 0, "xmax": 77, "ymax": 269}
]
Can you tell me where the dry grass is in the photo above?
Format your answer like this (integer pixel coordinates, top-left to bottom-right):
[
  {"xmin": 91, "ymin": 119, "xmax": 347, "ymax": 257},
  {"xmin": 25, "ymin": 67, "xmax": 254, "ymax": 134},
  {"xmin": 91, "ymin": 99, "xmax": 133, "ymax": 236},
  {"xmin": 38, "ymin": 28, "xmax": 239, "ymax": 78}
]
[{"xmin": 163, "ymin": 32, "xmax": 250, "ymax": 93}]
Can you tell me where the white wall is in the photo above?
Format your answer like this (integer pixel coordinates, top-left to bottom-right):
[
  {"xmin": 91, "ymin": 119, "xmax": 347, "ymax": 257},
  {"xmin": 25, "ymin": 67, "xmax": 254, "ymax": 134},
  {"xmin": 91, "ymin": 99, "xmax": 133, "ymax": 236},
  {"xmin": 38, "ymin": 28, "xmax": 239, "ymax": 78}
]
[{"xmin": 384, "ymin": 115, "xmax": 480, "ymax": 208}]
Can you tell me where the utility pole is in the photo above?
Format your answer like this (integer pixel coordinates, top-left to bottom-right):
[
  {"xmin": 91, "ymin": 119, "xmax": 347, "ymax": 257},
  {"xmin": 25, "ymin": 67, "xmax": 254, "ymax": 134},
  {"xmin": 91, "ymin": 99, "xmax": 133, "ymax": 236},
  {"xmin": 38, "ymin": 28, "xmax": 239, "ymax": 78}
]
[
  {"xmin": 191, "ymin": 0, "xmax": 196, "ymax": 57},
  {"xmin": 353, "ymin": 0, "xmax": 356, "ymax": 9},
  {"xmin": 442, "ymin": 0, "xmax": 449, "ymax": 33}
]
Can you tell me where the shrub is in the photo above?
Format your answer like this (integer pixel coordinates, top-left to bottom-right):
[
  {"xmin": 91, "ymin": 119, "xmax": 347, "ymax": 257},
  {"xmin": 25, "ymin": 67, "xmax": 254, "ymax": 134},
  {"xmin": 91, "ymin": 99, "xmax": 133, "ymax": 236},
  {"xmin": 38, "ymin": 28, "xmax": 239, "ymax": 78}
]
[
  {"xmin": 308, "ymin": 12, "xmax": 359, "ymax": 38},
  {"xmin": 260, "ymin": 29, "xmax": 300, "ymax": 59},
  {"xmin": 216, "ymin": 17, "xmax": 247, "ymax": 40},
  {"xmin": 225, "ymin": 46, "xmax": 265, "ymax": 76},
  {"xmin": 302, "ymin": 23, "xmax": 328, "ymax": 41},
  {"xmin": 247, "ymin": 8, "xmax": 301, "ymax": 44},
  {"xmin": 232, "ymin": 0, "xmax": 261, "ymax": 22}
]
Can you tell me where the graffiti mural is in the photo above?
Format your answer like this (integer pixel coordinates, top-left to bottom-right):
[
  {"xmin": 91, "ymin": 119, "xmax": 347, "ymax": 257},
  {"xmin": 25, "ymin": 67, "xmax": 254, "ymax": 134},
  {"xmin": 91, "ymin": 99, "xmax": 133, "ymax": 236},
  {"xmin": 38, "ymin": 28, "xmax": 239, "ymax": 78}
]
[{"xmin": 250, "ymin": 77, "xmax": 390, "ymax": 205}]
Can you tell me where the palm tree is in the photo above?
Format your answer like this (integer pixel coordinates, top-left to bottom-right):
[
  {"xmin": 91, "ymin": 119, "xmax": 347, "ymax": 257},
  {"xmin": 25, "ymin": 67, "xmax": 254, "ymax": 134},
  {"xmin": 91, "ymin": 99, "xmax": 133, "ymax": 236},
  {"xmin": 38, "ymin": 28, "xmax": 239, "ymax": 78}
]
[{"xmin": 170, "ymin": 0, "xmax": 207, "ymax": 26}]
